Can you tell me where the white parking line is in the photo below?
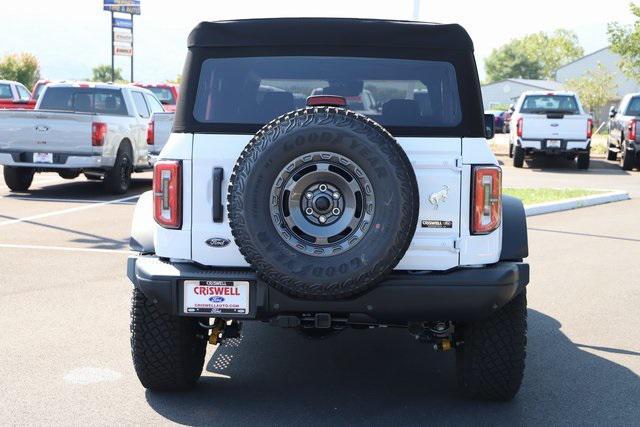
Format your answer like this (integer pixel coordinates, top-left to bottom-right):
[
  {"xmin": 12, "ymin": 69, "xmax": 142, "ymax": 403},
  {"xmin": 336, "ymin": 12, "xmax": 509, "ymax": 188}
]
[
  {"xmin": 0, "ymin": 194, "xmax": 140, "ymax": 227},
  {"xmin": 0, "ymin": 176, "xmax": 65, "ymax": 189},
  {"xmin": 0, "ymin": 243, "xmax": 133, "ymax": 254},
  {"xmin": 1, "ymin": 196, "xmax": 138, "ymax": 205}
]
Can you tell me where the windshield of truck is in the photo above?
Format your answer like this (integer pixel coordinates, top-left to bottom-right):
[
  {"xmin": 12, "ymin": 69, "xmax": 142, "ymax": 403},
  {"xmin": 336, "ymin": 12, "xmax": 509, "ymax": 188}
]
[
  {"xmin": 148, "ymin": 87, "xmax": 176, "ymax": 105},
  {"xmin": 39, "ymin": 87, "xmax": 128, "ymax": 115},
  {"xmin": 520, "ymin": 95, "xmax": 580, "ymax": 114},
  {"xmin": 193, "ymin": 56, "xmax": 462, "ymax": 128}
]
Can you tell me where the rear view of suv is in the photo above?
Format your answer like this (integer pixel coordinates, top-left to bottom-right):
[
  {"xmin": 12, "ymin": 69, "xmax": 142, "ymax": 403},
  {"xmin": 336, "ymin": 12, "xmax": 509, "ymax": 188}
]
[{"xmin": 127, "ymin": 18, "xmax": 530, "ymax": 401}]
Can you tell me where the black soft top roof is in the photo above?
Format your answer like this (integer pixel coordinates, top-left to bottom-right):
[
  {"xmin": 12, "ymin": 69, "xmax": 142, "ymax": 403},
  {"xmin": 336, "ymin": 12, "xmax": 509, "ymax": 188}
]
[{"xmin": 188, "ymin": 18, "xmax": 474, "ymax": 51}]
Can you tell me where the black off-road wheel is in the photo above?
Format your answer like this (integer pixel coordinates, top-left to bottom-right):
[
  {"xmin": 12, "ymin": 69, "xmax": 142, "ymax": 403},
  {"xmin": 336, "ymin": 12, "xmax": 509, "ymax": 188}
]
[
  {"xmin": 104, "ymin": 146, "xmax": 133, "ymax": 194},
  {"xmin": 576, "ymin": 152, "xmax": 590, "ymax": 170},
  {"xmin": 130, "ymin": 288, "xmax": 207, "ymax": 391},
  {"xmin": 228, "ymin": 107, "xmax": 419, "ymax": 300},
  {"xmin": 620, "ymin": 142, "xmax": 635, "ymax": 171},
  {"xmin": 3, "ymin": 166, "xmax": 34, "ymax": 192},
  {"xmin": 513, "ymin": 146, "xmax": 525, "ymax": 168},
  {"xmin": 456, "ymin": 289, "xmax": 527, "ymax": 401}
]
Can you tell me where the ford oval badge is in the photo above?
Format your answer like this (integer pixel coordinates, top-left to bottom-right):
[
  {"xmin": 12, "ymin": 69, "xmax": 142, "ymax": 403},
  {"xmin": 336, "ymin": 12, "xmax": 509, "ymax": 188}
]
[
  {"xmin": 206, "ymin": 237, "xmax": 230, "ymax": 248},
  {"xmin": 209, "ymin": 296, "xmax": 225, "ymax": 303}
]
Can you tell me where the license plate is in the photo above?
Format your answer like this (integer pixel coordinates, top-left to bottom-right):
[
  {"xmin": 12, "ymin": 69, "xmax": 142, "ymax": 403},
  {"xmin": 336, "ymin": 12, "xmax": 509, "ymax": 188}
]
[
  {"xmin": 33, "ymin": 152, "xmax": 53, "ymax": 163},
  {"xmin": 547, "ymin": 140, "xmax": 561, "ymax": 148},
  {"xmin": 183, "ymin": 280, "xmax": 250, "ymax": 315}
]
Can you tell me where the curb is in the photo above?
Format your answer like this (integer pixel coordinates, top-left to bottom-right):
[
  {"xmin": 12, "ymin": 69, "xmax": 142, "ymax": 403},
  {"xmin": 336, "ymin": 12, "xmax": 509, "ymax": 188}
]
[{"xmin": 524, "ymin": 190, "xmax": 630, "ymax": 217}]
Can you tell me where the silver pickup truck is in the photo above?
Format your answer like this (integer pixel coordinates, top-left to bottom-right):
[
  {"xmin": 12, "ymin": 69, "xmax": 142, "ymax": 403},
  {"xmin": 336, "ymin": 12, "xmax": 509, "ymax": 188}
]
[{"xmin": 0, "ymin": 82, "xmax": 173, "ymax": 194}]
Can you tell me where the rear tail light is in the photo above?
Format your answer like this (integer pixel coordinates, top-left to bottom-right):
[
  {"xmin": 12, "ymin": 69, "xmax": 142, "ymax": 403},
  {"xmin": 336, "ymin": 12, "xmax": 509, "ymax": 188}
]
[
  {"xmin": 472, "ymin": 166, "xmax": 502, "ymax": 235},
  {"xmin": 587, "ymin": 118, "xmax": 593, "ymax": 139},
  {"xmin": 629, "ymin": 119, "xmax": 637, "ymax": 141},
  {"xmin": 92, "ymin": 122, "xmax": 107, "ymax": 146},
  {"xmin": 516, "ymin": 118, "xmax": 523, "ymax": 137},
  {"xmin": 153, "ymin": 160, "xmax": 181, "ymax": 229},
  {"xmin": 147, "ymin": 120, "xmax": 155, "ymax": 145}
]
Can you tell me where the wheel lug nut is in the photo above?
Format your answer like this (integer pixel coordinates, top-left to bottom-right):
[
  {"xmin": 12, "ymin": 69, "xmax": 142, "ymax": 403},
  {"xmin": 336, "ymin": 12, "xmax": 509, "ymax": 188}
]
[
  {"xmin": 319, "ymin": 184, "xmax": 327, "ymax": 192},
  {"xmin": 305, "ymin": 207, "xmax": 314, "ymax": 215},
  {"xmin": 332, "ymin": 208, "xmax": 341, "ymax": 215},
  {"xmin": 306, "ymin": 192, "xmax": 313, "ymax": 199},
  {"xmin": 332, "ymin": 192, "xmax": 340, "ymax": 199},
  {"xmin": 319, "ymin": 215, "xmax": 327, "ymax": 223}
]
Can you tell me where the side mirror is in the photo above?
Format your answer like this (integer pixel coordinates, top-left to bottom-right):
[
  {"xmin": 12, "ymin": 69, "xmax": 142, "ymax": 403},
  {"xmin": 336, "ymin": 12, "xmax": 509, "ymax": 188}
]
[
  {"xmin": 508, "ymin": 104, "xmax": 515, "ymax": 113},
  {"xmin": 484, "ymin": 114, "xmax": 495, "ymax": 140},
  {"xmin": 609, "ymin": 105, "xmax": 617, "ymax": 118}
]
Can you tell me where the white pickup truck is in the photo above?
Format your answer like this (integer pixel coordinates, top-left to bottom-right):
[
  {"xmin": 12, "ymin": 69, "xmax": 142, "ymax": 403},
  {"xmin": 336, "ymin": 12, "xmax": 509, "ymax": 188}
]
[
  {"xmin": 508, "ymin": 91, "xmax": 593, "ymax": 169},
  {"xmin": 0, "ymin": 82, "xmax": 173, "ymax": 193}
]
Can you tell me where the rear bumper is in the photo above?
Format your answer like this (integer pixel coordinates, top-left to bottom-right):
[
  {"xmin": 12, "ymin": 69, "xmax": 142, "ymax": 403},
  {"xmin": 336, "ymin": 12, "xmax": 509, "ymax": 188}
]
[
  {"xmin": 0, "ymin": 152, "xmax": 110, "ymax": 169},
  {"xmin": 127, "ymin": 256, "xmax": 530, "ymax": 324},
  {"xmin": 517, "ymin": 138, "xmax": 590, "ymax": 154}
]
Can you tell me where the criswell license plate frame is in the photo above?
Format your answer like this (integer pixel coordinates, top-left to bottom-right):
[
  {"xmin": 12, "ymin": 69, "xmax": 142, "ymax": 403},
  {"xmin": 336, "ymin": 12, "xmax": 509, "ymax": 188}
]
[
  {"xmin": 181, "ymin": 279, "xmax": 255, "ymax": 317},
  {"xmin": 546, "ymin": 140, "xmax": 562, "ymax": 148},
  {"xmin": 33, "ymin": 152, "xmax": 53, "ymax": 163}
]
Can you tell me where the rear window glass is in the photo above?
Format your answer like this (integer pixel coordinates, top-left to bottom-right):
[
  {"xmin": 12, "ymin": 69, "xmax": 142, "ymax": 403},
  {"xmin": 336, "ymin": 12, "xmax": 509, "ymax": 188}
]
[
  {"xmin": 39, "ymin": 88, "xmax": 128, "ymax": 115},
  {"xmin": 194, "ymin": 56, "xmax": 462, "ymax": 128},
  {"xmin": 148, "ymin": 87, "xmax": 176, "ymax": 104},
  {"xmin": 520, "ymin": 95, "xmax": 580, "ymax": 114},
  {"xmin": 0, "ymin": 84, "xmax": 12, "ymax": 99},
  {"xmin": 626, "ymin": 97, "xmax": 640, "ymax": 116}
]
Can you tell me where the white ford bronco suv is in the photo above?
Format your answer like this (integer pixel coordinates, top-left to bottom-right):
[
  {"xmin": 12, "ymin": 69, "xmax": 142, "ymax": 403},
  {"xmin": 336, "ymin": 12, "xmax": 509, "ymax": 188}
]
[{"xmin": 127, "ymin": 18, "xmax": 530, "ymax": 401}]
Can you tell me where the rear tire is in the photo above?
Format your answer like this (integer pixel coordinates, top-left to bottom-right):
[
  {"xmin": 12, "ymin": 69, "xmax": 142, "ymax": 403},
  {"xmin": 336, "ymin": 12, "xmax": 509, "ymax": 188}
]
[
  {"xmin": 577, "ymin": 152, "xmax": 590, "ymax": 170},
  {"xmin": 104, "ymin": 147, "xmax": 132, "ymax": 194},
  {"xmin": 513, "ymin": 146, "xmax": 525, "ymax": 168},
  {"xmin": 607, "ymin": 148, "xmax": 617, "ymax": 161},
  {"xmin": 508, "ymin": 143, "xmax": 514, "ymax": 158},
  {"xmin": 456, "ymin": 289, "xmax": 527, "ymax": 401},
  {"xmin": 3, "ymin": 166, "xmax": 34, "ymax": 192},
  {"xmin": 130, "ymin": 288, "xmax": 207, "ymax": 391},
  {"xmin": 620, "ymin": 142, "xmax": 635, "ymax": 171}
]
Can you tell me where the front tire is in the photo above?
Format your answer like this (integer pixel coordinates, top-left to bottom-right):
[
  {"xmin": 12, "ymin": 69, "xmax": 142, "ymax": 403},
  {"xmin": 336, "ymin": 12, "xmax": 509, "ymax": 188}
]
[
  {"xmin": 130, "ymin": 288, "xmax": 207, "ymax": 391},
  {"xmin": 3, "ymin": 166, "xmax": 34, "ymax": 192},
  {"xmin": 456, "ymin": 289, "xmax": 527, "ymax": 401},
  {"xmin": 104, "ymin": 147, "xmax": 132, "ymax": 194}
]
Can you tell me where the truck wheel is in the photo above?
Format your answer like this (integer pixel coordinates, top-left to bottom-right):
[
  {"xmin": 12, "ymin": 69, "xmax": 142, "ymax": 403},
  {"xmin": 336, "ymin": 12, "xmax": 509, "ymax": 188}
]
[
  {"xmin": 576, "ymin": 152, "xmax": 590, "ymax": 170},
  {"xmin": 513, "ymin": 146, "xmax": 525, "ymax": 168},
  {"xmin": 3, "ymin": 166, "xmax": 34, "ymax": 192},
  {"xmin": 606, "ymin": 148, "xmax": 617, "ymax": 161},
  {"xmin": 130, "ymin": 288, "xmax": 207, "ymax": 391},
  {"xmin": 620, "ymin": 143, "xmax": 635, "ymax": 171},
  {"xmin": 508, "ymin": 143, "xmax": 514, "ymax": 158},
  {"xmin": 456, "ymin": 289, "xmax": 527, "ymax": 401},
  {"xmin": 104, "ymin": 147, "xmax": 132, "ymax": 194},
  {"xmin": 58, "ymin": 170, "xmax": 80, "ymax": 180},
  {"xmin": 228, "ymin": 107, "xmax": 419, "ymax": 300}
]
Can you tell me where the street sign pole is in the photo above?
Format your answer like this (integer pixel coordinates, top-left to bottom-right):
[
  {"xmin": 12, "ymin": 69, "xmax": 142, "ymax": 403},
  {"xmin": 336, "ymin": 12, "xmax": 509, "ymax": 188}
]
[
  {"xmin": 130, "ymin": 13, "xmax": 134, "ymax": 82},
  {"xmin": 111, "ymin": 11, "xmax": 115, "ymax": 81}
]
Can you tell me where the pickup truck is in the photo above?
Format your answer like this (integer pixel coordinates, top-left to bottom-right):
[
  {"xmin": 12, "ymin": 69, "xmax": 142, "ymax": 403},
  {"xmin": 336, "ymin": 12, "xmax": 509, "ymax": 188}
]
[
  {"xmin": 509, "ymin": 91, "xmax": 593, "ymax": 169},
  {"xmin": 607, "ymin": 92, "xmax": 640, "ymax": 170},
  {"xmin": 0, "ymin": 80, "xmax": 36, "ymax": 110},
  {"xmin": 132, "ymin": 83, "xmax": 179, "ymax": 112},
  {"xmin": 0, "ymin": 82, "xmax": 173, "ymax": 193}
]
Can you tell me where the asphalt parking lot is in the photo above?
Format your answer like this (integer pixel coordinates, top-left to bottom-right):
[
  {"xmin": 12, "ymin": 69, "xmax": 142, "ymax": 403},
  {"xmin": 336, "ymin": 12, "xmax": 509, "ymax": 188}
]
[{"xmin": 1, "ymin": 162, "xmax": 639, "ymax": 425}]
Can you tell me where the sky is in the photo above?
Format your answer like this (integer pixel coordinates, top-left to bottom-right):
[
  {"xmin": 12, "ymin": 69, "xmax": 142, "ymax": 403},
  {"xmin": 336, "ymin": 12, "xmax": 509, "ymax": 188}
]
[{"xmin": 0, "ymin": 0, "xmax": 637, "ymax": 84}]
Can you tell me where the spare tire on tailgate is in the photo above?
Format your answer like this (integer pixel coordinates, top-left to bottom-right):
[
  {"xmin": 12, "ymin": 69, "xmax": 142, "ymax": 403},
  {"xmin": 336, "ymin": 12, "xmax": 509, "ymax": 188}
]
[{"xmin": 228, "ymin": 106, "xmax": 419, "ymax": 300}]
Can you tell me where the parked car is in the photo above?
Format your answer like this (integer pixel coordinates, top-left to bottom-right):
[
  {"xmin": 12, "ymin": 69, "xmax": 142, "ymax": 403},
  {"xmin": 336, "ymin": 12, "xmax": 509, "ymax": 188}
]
[
  {"xmin": 504, "ymin": 104, "xmax": 514, "ymax": 133},
  {"xmin": 0, "ymin": 82, "xmax": 173, "ymax": 193},
  {"xmin": 486, "ymin": 109, "xmax": 506, "ymax": 133},
  {"xmin": 132, "ymin": 83, "xmax": 179, "ymax": 112},
  {"xmin": 509, "ymin": 91, "xmax": 592, "ymax": 169},
  {"xmin": 607, "ymin": 93, "xmax": 640, "ymax": 170},
  {"xmin": 0, "ymin": 80, "xmax": 36, "ymax": 110},
  {"xmin": 127, "ymin": 18, "xmax": 530, "ymax": 401}
]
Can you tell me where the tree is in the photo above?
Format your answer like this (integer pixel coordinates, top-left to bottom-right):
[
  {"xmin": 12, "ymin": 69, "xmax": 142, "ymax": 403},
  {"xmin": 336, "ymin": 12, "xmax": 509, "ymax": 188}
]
[
  {"xmin": 608, "ymin": 2, "xmax": 640, "ymax": 83},
  {"xmin": 167, "ymin": 74, "xmax": 181, "ymax": 84},
  {"xmin": 91, "ymin": 65, "xmax": 123, "ymax": 82},
  {"xmin": 485, "ymin": 30, "xmax": 584, "ymax": 83},
  {"xmin": 0, "ymin": 52, "xmax": 41, "ymax": 88},
  {"xmin": 565, "ymin": 64, "xmax": 618, "ymax": 115}
]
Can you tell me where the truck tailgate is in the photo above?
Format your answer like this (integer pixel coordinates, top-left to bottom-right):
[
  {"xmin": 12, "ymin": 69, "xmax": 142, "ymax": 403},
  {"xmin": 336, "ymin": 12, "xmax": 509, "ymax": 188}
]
[
  {"xmin": 521, "ymin": 114, "xmax": 589, "ymax": 140},
  {"xmin": 0, "ymin": 110, "xmax": 94, "ymax": 155}
]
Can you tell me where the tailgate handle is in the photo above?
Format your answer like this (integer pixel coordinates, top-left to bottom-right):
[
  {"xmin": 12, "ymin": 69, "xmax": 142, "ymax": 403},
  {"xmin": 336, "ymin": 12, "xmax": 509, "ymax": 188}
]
[{"xmin": 212, "ymin": 167, "xmax": 224, "ymax": 223}]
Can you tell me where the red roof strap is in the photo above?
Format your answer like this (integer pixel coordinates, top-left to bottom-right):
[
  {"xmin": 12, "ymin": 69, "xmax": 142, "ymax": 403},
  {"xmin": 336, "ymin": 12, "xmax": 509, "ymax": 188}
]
[{"xmin": 306, "ymin": 95, "xmax": 347, "ymax": 107}]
